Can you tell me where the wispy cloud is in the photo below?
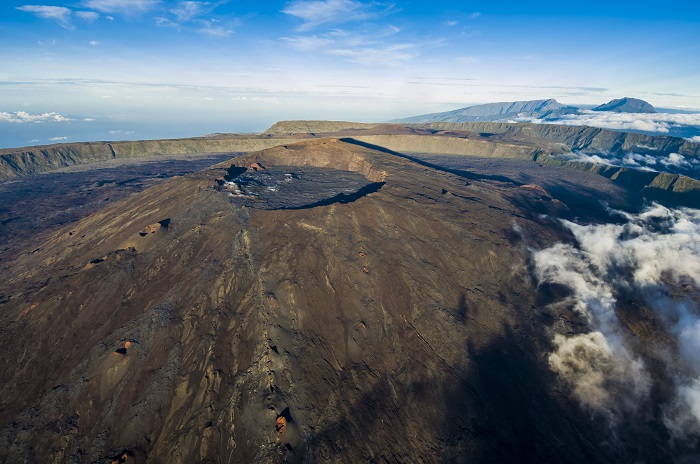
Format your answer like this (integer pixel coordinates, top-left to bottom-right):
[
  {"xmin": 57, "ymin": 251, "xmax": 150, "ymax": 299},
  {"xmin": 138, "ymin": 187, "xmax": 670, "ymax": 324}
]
[
  {"xmin": 155, "ymin": 16, "xmax": 179, "ymax": 28},
  {"xmin": 171, "ymin": 1, "xmax": 213, "ymax": 21},
  {"xmin": 82, "ymin": 0, "xmax": 161, "ymax": 14},
  {"xmin": 16, "ymin": 5, "xmax": 73, "ymax": 29},
  {"xmin": 468, "ymin": 12, "xmax": 481, "ymax": 19},
  {"xmin": 282, "ymin": 0, "xmax": 394, "ymax": 30},
  {"xmin": 198, "ymin": 19, "xmax": 233, "ymax": 37},
  {"xmin": 282, "ymin": 35, "xmax": 334, "ymax": 52},
  {"xmin": 445, "ymin": 20, "xmax": 458, "ymax": 27},
  {"xmin": 327, "ymin": 42, "xmax": 416, "ymax": 65},
  {"xmin": 89, "ymin": 40, "xmax": 99, "ymax": 46},
  {"xmin": 456, "ymin": 56, "xmax": 480, "ymax": 64},
  {"xmin": 49, "ymin": 136, "xmax": 68, "ymax": 141},
  {"xmin": 0, "ymin": 111, "xmax": 72, "ymax": 123},
  {"xmin": 282, "ymin": 24, "xmax": 418, "ymax": 65},
  {"xmin": 534, "ymin": 204, "xmax": 700, "ymax": 434},
  {"xmin": 155, "ymin": 2, "xmax": 233, "ymax": 37},
  {"xmin": 76, "ymin": 10, "xmax": 100, "ymax": 21},
  {"xmin": 231, "ymin": 96, "xmax": 283, "ymax": 104}
]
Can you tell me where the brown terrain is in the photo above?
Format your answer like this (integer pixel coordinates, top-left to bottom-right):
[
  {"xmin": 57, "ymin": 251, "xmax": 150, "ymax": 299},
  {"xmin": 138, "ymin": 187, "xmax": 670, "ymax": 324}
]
[{"xmin": 0, "ymin": 126, "xmax": 698, "ymax": 463}]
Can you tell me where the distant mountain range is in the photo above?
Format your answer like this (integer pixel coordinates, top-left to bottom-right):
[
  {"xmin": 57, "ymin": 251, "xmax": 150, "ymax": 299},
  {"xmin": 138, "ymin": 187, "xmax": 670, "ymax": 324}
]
[{"xmin": 393, "ymin": 97, "xmax": 657, "ymax": 124}]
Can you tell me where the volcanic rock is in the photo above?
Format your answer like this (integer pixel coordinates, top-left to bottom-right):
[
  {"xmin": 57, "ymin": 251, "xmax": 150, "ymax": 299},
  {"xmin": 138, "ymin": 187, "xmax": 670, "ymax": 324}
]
[{"xmin": 0, "ymin": 137, "xmax": 689, "ymax": 463}]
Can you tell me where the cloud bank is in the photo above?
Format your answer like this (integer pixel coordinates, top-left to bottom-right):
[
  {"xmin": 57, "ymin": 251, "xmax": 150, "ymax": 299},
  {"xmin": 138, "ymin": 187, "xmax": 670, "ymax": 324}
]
[
  {"xmin": 515, "ymin": 110, "xmax": 700, "ymax": 135},
  {"xmin": 0, "ymin": 111, "xmax": 72, "ymax": 123},
  {"xmin": 534, "ymin": 204, "xmax": 700, "ymax": 437},
  {"xmin": 557, "ymin": 150, "xmax": 700, "ymax": 178}
]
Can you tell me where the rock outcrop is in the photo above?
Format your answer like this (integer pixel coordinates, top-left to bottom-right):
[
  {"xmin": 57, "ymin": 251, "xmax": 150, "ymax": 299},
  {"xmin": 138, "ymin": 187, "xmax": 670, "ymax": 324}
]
[
  {"xmin": 0, "ymin": 135, "xmax": 304, "ymax": 180},
  {"xmin": 263, "ymin": 120, "xmax": 380, "ymax": 135}
]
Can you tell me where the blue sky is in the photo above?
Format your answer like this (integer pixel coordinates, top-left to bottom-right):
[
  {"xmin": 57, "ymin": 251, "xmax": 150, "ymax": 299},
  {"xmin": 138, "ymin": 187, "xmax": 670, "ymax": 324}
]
[{"xmin": 1, "ymin": 0, "xmax": 700, "ymax": 146}]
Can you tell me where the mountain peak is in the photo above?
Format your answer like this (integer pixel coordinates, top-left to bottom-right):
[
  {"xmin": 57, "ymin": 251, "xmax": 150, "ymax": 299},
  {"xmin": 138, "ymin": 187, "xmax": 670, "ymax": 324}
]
[
  {"xmin": 392, "ymin": 98, "xmax": 575, "ymax": 123},
  {"xmin": 593, "ymin": 97, "xmax": 656, "ymax": 113}
]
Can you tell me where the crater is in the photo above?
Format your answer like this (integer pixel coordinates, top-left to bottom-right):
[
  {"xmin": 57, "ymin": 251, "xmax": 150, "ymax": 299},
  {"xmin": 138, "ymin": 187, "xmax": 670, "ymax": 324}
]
[
  {"xmin": 220, "ymin": 165, "xmax": 384, "ymax": 210},
  {"xmin": 114, "ymin": 341, "xmax": 131, "ymax": 356},
  {"xmin": 138, "ymin": 218, "xmax": 171, "ymax": 237}
]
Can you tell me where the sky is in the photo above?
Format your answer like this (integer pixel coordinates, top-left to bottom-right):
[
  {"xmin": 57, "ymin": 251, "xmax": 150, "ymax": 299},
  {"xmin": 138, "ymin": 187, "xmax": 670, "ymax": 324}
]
[{"xmin": 2, "ymin": 0, "xmax": 700, "ymax": 147}]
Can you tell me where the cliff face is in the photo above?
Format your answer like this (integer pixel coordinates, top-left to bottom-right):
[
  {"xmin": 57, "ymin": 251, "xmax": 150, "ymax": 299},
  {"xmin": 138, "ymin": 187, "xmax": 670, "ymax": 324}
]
[
  {"xmin": 3, "ymin": 120, "xmax": 699, "ymax": 208},
  {"xmin": 343, "ymin": 132, "xmax": 700, "ymax": 207},
  {"xmin": 0, "ymin": 136, "xmax": 304, "ymax": 180},
  {"xmin": 414, "ymin": 121, "xmax": 700, "ymax": 158},
  {"xmin": 264, "ymin": 120, "xmax": 700, "ymax": 159},
  {"xmin": 263, "ymin": 120, "xmax": 380, "ymax": 135},
  {"xmin": 261, "ymin": 120, "xmax": 700, "ymax": 207}
]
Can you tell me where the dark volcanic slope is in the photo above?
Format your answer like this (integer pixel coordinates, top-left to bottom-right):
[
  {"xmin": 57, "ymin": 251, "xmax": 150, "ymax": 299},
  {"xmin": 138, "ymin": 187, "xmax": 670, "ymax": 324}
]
[
  {"xmin": 0, "ymin": 153, "xmax": 235, "ymax": 266},
  {"xmin": 409, "ymin": 154, "xmax": 643, "ymax": 217},
  {"xmin": 0, "ymin": 139, "xmax": 685, "ymax": 463}
]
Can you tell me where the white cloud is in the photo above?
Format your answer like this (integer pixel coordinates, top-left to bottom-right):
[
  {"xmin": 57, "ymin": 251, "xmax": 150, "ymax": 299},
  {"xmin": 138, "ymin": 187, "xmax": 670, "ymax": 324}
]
[
  {"xmin": 516, "ymin": 110, "xmax": 700, "ymax": 135},
  {"xmin": 82, "ymin": 0, "xmax": 161, "ymax": 14},
  {"xmin": 446, "ymin": 20, "xmax": 458, "ymax": 27},
  {"xmin": 556, "ymin": 150, "xmax": 700, "ymax": 177},
  {"xmin": 469, "ymin": 12, "xmax": 481, "ymax": 19},
  {"xmin": 84, "ymin": 118, "xmax": 96, "ymax": 121},
  {"xmin": 49, "ymin": 136, "xmax": 68, "ymax": 141},
  {"xmin": 282, "ymin": 0, "xmax": 393, "ymax": 30},
  {"xmin": 89, "ymin": 40, "xmax": 99, "ymax": 46},
  {"xmin": 327, "ymin": 42, "xmax": 416, "ymax": 66},
  {"xmin": 231, "ymin": 96, "xmax": 281, "ymax": 104},
  {"xmin": 688, "ymin": 136, "xmax": 700, "ymax": 143},
  {"xmin": 199, "ymin": 20, "xmax": 233, "ymax": 38},
  {"xmin": 76, "ymin": 10, "xmax": 99, "ymax": 21},
  {"xmin": 16, "ymin": 5, "xmax": 73, "ymax": 29},
  {"xmin": 282, "ymin": 26, "xmax": 416, "ymax": 66},
  {"xmin": 155, "ymin": 16, "xmax": 179, "ymax": 28},
  {"xmin": 282, "ymin": 35, "xmax": 334, "ymax": 52},
  {"xmin": 0, "ymin": 111, "xmax": 72, "ymax": 123},
  {"xmin": 171, "ymin": 1, "xmax": 211, "ymax": 21},
  {"xmin": 549, "ymin": 332, "xmax": 649, "ymax": 417},
  {"xmin": 534, "ymin": 204, "xmax": 700, "ymax": 432},
  {"xmin": 457, "ymin": 56, "xmax": 480, "ymax": 65}
]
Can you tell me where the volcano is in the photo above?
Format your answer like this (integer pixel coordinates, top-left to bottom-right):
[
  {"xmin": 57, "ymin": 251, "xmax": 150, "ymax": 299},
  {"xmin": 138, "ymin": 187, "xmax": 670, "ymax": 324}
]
[{"xmin": 0, "ymin": 138, "xmax": 695, "ymax": 463}]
